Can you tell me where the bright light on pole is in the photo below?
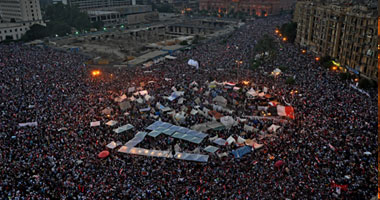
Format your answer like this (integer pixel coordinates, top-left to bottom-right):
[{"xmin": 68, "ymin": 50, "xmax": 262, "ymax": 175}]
[{"xmin": 92, "ymin": 70, "xmax": 101, "ymax": 76}]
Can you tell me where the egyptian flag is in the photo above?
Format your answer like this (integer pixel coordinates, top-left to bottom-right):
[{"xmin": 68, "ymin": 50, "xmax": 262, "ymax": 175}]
[
  {"xmin": 331, "ymin": 181, "xmax": 348, "ymax": 192},
  {"xmin": 276, "ymin": 105, "xmax": 295, "ymax": 119},
  {"xmin": 268, "ymin": 101, "xmax": 277, "ymax": 107}
]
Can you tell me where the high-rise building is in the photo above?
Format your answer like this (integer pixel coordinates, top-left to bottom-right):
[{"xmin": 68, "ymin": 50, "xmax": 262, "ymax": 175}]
[
  {"xmin": 53, "ymin": 0, "xmax": 68, "ymax": 5},
  {"xmin": 67, "ymin": 0, "xmax": 132, "ymax": 11},
  {"xmin": 0, "ymin": 0, "xmax": 44, "ymax": 42},
  {"xmin": 0, "ymin": 0, "xmax": 43, "ymax": 23},
  {"xmin": 294, "ymin": 1, "xmax": 377, "ymax": 81},
  {"xmin": 199, "ymin": 0, "xmax": 295, "ymax": 16}
]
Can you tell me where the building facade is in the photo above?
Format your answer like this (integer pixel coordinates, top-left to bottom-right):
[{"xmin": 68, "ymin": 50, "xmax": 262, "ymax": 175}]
[
  {"xmin": 0, "ymin": 0, "xmax": 43, "ymax": 23},
  {"xmin": 68, "ymin": 0, "xmax": 132, "ymax": 11},
  {"xmin": 199, "ymin": 0, "xmax": 295, "ymax": 16},
  {"xmin": 87, "ymin": 5, "xmax": 158, "ymax": 26},
  {"xmin": 0, "ymin": 0, "xmax": 44, "ymax": 42},
  {"xmin": 294, "ymin": 1, "xmax": 377, "ymax": 81}
]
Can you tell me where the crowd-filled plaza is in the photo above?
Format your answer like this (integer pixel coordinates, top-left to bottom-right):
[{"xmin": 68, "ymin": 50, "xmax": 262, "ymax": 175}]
[{"xmin": 0, "ymin": 15, "xmax": 377, "ymax": 199}]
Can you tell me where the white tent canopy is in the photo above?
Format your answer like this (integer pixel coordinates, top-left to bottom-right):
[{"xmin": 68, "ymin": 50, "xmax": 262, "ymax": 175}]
[
  {"xmin": 267, "ymin": 124, "xmax": 281, "ymax": 132},
  {"xmin": 101, "ymin": 107, "xmax": 113, "ymax": 115},
  {"xmin": 165, "ymin": 55, "xmax": 177, "ymax": 60},
  {"xmin": 271, "ymin": 68, "xmax": 282, "ymax": 76},
  {"xmin": 187, "ymin": 59, "xmax": 199, "ymax": 69},
  {"xmin": 90, "ymin": 121, "xmax": 100, "ymax": 127},
  {"xmin": 246, "ymin": 88, "xmax": 258, "ymax": 98},
  {"xmin": 213, "ymin": 96, "xmax": 227, "ymax": 107},
  {"xmin": 220, "ymin": 116, "xmax": 236, "ymax": 128}
]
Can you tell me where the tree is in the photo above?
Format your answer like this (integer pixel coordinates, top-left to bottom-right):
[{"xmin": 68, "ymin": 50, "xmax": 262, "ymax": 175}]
[
  {"xmin": 319, "ymin": 56, "xmax": 334, "ymax": 69},
  {"xmin": 286, "ymin": 77, "xmax": 295, "ymax": 85},
  {"xmin": 47, "ymin": 21, "xmax": 71, "ymax": 37},
  {"xmin": 152, "ymin": 3, "xmax": 174, "ymax": 13},
  {"xmin": 21, "ymin": 24, "xmax": 49, "ymax": 42},
  {"xmin": 192, "ymin": 35, "xmax": 200, "ymax": 44},
  {"xmin": 358, "ymin": 78, "xmax": 374, "ymax": 89},
  {"xmin": 180, "ymin": 40, "xmax": 188, "ymax": 45},
  {"xmin": 254, "ymin": 34, "xmax": 276, "ymax": 54},
  {"xmin": 279, "ymin": 22, "xmax": 297, "ymax": 43}
]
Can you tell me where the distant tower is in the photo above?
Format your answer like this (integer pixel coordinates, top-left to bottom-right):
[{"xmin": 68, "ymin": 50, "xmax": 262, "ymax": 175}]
[{"xmin": 0, "ymin": 0, "xmax": 43, "ymax": 24}]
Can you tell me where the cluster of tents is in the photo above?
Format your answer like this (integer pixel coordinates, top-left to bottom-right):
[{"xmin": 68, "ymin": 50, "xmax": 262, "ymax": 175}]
[{"xmin": 92, "ymin": 74, "xmax": 296, "ymax": 162}]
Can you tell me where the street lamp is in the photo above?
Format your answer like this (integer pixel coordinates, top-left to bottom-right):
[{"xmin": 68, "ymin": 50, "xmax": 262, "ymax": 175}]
[
  {"xmin": 92, "ymin": 70, "xmax": 101, "ymax": 76},
  {"xmin": 235, "ymin": 60, "xmax": 243, "ymax": 81},
  {"xmin": 282, "ymin": 37, "xmax": 287, "ymax": 42},
  {"xmin": 301, "ymin": 49, "xmax": 306, "ymax": 54},
  {"xmin": 315, "ymin": 57, "xmax": 320, "ymax": 61}
]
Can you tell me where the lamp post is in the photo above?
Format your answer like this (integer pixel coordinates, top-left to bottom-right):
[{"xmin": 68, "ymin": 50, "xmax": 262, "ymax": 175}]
[{"xmin": 235, "ymin": 60, "xmax": 243, "ymax": 81}]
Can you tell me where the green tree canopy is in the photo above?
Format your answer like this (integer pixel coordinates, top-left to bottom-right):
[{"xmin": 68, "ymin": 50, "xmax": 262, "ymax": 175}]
[
  {"xmin": 279, "ymin": 22, "xmax": 297, "ymax": 43},
  {"xmin": 254, "ymin": 34, "xmax": 276, "ymax": 54},
  {"xmin": 22, "ymin": 3, "xmax": 103, "ymax": 42},
  {"xmin": 21, "ymin": 24, "xmax": 49, "ymax": 41}
]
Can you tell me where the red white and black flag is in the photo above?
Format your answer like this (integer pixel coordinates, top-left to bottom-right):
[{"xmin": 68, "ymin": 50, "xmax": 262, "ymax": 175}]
[{"xmin": 276, "ymin": 105, "xmax": 295, "ymax": 119}]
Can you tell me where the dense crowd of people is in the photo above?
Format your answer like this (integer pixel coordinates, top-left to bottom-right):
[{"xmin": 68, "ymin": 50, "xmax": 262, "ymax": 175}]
[{"xmin": 0, "ymin": 15, "xmax": 377, "ymax": 199}]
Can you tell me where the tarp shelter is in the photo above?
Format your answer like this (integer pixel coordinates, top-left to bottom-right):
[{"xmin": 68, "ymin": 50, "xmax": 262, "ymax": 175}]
[
  {"xmin": 90, "ymin": 121, "xmax": 100, "ymax": 127},
  {"xmin": 213, "ymin": 138, "xmax": 227, "ymax": 146},
  {"xmin": 168, "ymin": 92, "xmax": 180, "ymax": 101},
  {"xmin": 268, "ymin": 124, "xmax": 281, "ymax": 132},
  {"xmin": 136, "ymin": 97, "xmax": 144, "ymax": 104},
  {"xmin": 148, "ymin": 130, "xmax": 161, "ymax": 137},
  {"xmin": 165, "ymin": 55, "xmax": 177, "ymax": 60},
  {"xmin": 119, "ymin": 101, "xmax": 131, "ymax": 111},
  {"xmin": 271, "ymin": 68, "xmax": 281, "ymax": 76},
  {"xmin": 174, "ymin": 112, "xmax": 186, "ymax": 123},
  {"xmin": 187, "ymin": 59, "xmax": 199, "ymax": 69},
  {"xmin": 226, "ymin": 136, "xmax": 236, "ymax": 145},
  {"xmin": 144, "ymin": 94, "xmax": 152, "ymax": 101},
  {"xmin": 206, "ymin": 121, "xmax": 225, "ymax": 130},
  {"xmin": 114, "ymin": 94, "xmax": 127, "ymax": 103},
  {"xmin": 124, "ymin": 132, "xmax": 147, "ymax": 147},
  {"xmin": 118, "ymin": 146, "xmax": 172, "ymax": 158},
  {"xmin": 243, "ymin": 124, "xmax": 254, "ymax": 132},
  {"xmin": 246, "ymin": 89, "xmax": 257, "ymax": 98},
  {"xmin": 106, "ymin": 141, "xmax": 122, "ymax": 149},
  {"xmin": 204, "ymin": 145, "xmax": 219, "ymax": 153},
  {"xmin": 252, "ymin": 141, "xmax": 264, "ymax": 149},
  {"xmin": 237, "ymin": 136, "xmax": 246, "ymax": 144},
  {"xmin": 113, "ymin": 124, "xmax": 134, "ymax": 133},
  {"xmin": 231, "ymin": 146, "xmax": 252, "ymax": 158},
  {"xmin": 143, "ymin": 61, "xmax": 153, "ymax": 67},
  {"xmin": 208, "ymin": 110, "xmax": 224, "ymax": 120},
  {"xmin": 174, "ymin": 152, "xmax": 209, "ymax": 162},
  {"xmin": 18, "ymin": 122, "xmax": 38, "ymax": 127},
  {"xmin": 128, "ymin": 87, "xmax": 135, "ymax": 93},
  {"xmin": 220, "ymin": 116, "xmax": 235, "ymax": 128},
  {"xmin": 140, "ymin": 107, "xmax": 151, "ymax": 112},
  {"xmin": 102, "ymin": 107, "xmax": 113, "ymax": 115},
  {"xmin": 106, "ymin": 120, "xmax": 118, "ymax": 126},
  {"xmin": 213, "ymin": 96, "xmax": 227, "ymax": 107},
  {"xmin": 98, "ymin": 150, "xmax": 110, "ymax": 158}
]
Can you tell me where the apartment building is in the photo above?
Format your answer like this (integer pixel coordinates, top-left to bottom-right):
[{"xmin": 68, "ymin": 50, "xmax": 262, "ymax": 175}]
[
  {"xmin": 199, "ymin": 0, "xmax": 295, "ymax": 16},
  {"xmin": 294, "ymin": 1, "xmax": 377, "ymax": 81},
  {"xmin": 67, "ymin": 0, "xmax": 132, "ymax": 11},
  {"xmin": 0, "ymin": 0, "xmax": 44, "ymax": 42},
  {"xmin": 0, "ymin": 0, "xmax": 43, "ymax": 23}
]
